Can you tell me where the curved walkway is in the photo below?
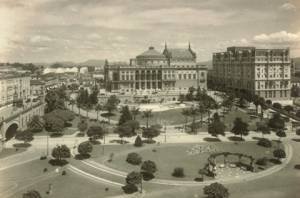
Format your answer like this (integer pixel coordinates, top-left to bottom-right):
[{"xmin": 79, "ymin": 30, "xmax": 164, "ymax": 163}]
[{"xmin": 68, "ymin": 142, "xmax": 293, "ymax": 187}]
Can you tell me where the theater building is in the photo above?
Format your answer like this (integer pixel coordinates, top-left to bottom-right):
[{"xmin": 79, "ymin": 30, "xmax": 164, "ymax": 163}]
[{"xmin": 103, "ymin": 43, "xmax": 207, "ymax": 103}]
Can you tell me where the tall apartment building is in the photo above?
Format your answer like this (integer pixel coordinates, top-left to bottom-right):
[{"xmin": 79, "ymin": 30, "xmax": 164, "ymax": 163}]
[
  {"xmin": 104, "ymin": 44, "xmax": 207, "ymax": 95},
  {"xmin": 0, "ymin": 73, "xmax": 31, "ymax": 106},
  {"xmin": 211, "ymin": 47, "xmax": 291, "ymax": 100}
]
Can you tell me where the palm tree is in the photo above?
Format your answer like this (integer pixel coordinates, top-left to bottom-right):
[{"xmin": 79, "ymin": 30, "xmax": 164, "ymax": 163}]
[
  {"xmin": 198, "ymin": 102, "xmax": 207, "ymax": 127},
  {"xmin": 69, "ymin": 99, "xmax": 75, "ymax": 112},
  {"xmin": 95, "ymin": 103, "xmax": 103, "ymax": 121},
  {"xmin": 189, "ymin": 107, "xmax": 199, "ymax": 133},
  {"xmin": 131, "ymin": 106, "xmax": 140, "ymax": 120},
  {"xmin": 181, "ymin": 108, "xmax": 190, "ymax": 131},
  {"xmin": 142, "ymin": 110, "xmax": 153, "ymax": 129}
]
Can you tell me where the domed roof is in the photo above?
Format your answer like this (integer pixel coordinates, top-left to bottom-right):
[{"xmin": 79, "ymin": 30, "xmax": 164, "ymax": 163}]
[{"xmin": 136, "ymin": 46, "xmax": 166, "ymax": 59}]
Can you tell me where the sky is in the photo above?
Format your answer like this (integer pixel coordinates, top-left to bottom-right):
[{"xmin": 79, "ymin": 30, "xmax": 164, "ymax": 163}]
[{"xmin": 0, "ymin": 0, "xmax": 299, "ymax": 63}]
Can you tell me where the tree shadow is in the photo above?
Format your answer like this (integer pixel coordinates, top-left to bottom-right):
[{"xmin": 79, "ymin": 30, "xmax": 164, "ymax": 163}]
[
  {"xmin": 13, "ymin": 143, "xmax": 31, "ymax": 148},
  {"xmin": 48, "ymin": 159, "xmax": 69, "ymax": 166},
  {"xmin": 228, "ymin": 136, "xmax": 245, "ymax": 142},
  {"xmin": 75, "ymin": 154, "xmax": 91, "ymax": 160},
  {"xmin": 203, "ymin": 137, "xmax": 221, "ymax": 142},
  {"xmin": 294, "ymin": 164, "xmax": 300, "ymax": 169},
  {"xmin": 109, "ymin": 139, "xmax": 129, "ymax": 144},
  {"xmin": 292, "ymin": 138, "xmax": 300, "ymax": 142},
  {"xmin": 142, "ymin": 139, "xmax": 156, "ymax": 144},
  {"xmin": 269, "ymin": 158, "xmax": 282, "ymax": 165},
  {"xmin": 252, "ymin": 137, "xmax": 263, "ymax": 141}
]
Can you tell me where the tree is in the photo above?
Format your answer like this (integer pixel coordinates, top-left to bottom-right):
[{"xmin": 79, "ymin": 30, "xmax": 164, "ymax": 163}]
[
  {"xmin": 186, "ymin": 86, "xmax": 195, "ymax": 101},
  {"xmin": 125, "ymin": 171, "xmax": 142, "ymax": 193},
  {"xmin": 22, "ymin": 190, "xmax": 41, "ymax": 198},
  {"xmin": 134, "ymin": 135, "xmax": 143, "ymax": 147},
  {"xmin": 172, "ymin": 167, "xmax": 185, "ymax": 177},
  {"xmin": 69, "ymin": 99, "xmax": 76, "ymax": 112},
  {"xmin": 95, "ymin": 104, "xmax": 103, "ymax": 121},
  {"xmin": 141, "ymin": 160, "xmax": 157, "ymax": 174},
  {"xmin": 283, "ymin": 105, "xmax": 294, "ymax": 114},
  {"xmin": 15, "ymin": 130, "xmax": 34, "ymax": 144},
  {"xmin": 52, "ymin": 145, "xmax": 71, "ymax": 162},
  {"xmin": 266, "ymin": 100, "xmax": 272, "ymax": 106},
  {"xmin": 273, "ymin": 149, "xmax": 286, "ymax": 161},
  {"xmin": 142, "ymin": 125, "xmax": 160, "ymax": 140},
  {"xmin": 272, "ymin": 102, "xmax": 282, "ymax": 109},
  {"xmin": 45, "ymin": 90, "xmax": 65, "ymax": 113},
  {"xmin": 27, "ymin": 115, "xmax": 44, "ymax": 133},
  {"xmin": 126, "ymin": 152, "xmax": 142, "ymax": 165},
  {"xmin": 253, "ymin": 95, "xmax": 260, "ymax": 115},
  {"xmin": 203, "ymin": 182, "xmax": 229, "ymax": 198},
  {"xmin": 231, "ymin": 117, "xmax": 249, "ymax": 139},
  {"xmin": 142, "ymin": 110, "xmax": 153, "ymax": 129},
  {"xmin": 208, "ymin": 117, "xmax": 226, "ymax": 138},
  {"xmin": 181, "ymin": 108, "xmax": 190, "ymax": 130},
  {"xmin": 78, "ymin": 142, "xmax": 93, "ymax": 157},
  {"xmin": 268, "ymin": 113, "xmax": 285, "ymax": 131},
  {"xmin": 256, "ymin": 121, "xmax": 270, "ymax": 137},
  {"xmin": 114, "ymin": 123, "xmax": 136, "ymax": 141},
  {"xmin": 198, "ymin": 102, "xmax": 207, "ymax": 127},
  {"xmin": 131, "ymin": 107, "xmax": 140, "ymax": 121},
  {"xmin": 104, "ymin": 95, "xmax": 119, "ymax": 124},
  {"xmin": 89, "ymin": 89, "xmax": 98, "ymax": 105},
  {"xmin": 119, "ymin": 106, "xmax": 133, "ymax": 125},
  {"xmin": 124, "ymin": 120, "xmax": 140, "ymax": 134},
  {"xmin": 276, "ymin": 130, "xmax": 287, "ymax": 142},
  {"xmin": 87, "ymin": 125, "xmax": 105, "ymax": 140},
  {"xmin": 44, "ymin": 114, "xmax": 64, "ymax": 133},
  {"xmin": 77, "ymin": 119, "xmax": 88, "ymax": 134}
]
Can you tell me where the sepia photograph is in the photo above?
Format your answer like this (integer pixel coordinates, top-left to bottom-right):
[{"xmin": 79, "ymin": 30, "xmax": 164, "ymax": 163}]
[{"xmin": 0, "ymin": 0, "xmax": 300, "ymax": 197}]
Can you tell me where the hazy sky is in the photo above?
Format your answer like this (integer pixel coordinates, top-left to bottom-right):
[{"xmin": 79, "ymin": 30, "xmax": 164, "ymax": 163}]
[{"xmin": 0, "ymin": 0, "xmax": 299, "ymax": 63}]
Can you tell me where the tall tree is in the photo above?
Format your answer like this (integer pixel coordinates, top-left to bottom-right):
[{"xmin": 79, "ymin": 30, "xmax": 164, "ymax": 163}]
[
  {"xmin": 119, "ymin": 106, "xmax": 133, "ymax": 125},
  {"xmin": 231, "ymin": 117, "xmax": 249, "ymax": 139},
  {"xmin": 104, "ymin": 95, "xmax": 119, "ymax": 124},
  {"xmin": 268, "ymin": 113, "xmax": 285, "ymax": 132},
  {"xmin": 208, "ymin": 114, "xmax": 226, "ymax": 138},
  {"xmin": 198, "ymin": 102, "xmax": 207, "ymax": 127},
  {"xmin": 181, "ymin": 108, "xmax": 190, "ymax": 131},
  {"xmin": 95, "ymin": 103, "xmax": 103, "ymax": 121},
  {"xmin": 142, "ymin": 110, "xmax": 153, "ymax": 129},
  {"xmin": 77, "ymin": 119, "xmax": 88, "ymax": 134},
  {"xmin": 131, "ymin": 107, "xmax": 140, "ymax": 121}
]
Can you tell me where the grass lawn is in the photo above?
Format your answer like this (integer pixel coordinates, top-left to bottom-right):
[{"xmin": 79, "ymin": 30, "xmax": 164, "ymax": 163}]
[
  {"xmin": 91, "ymin": 141, "xmax": 281, "ymax": 181},
  {"xmin": 1, "ymin": 158, "xmax": 122, "ymax": 198},
  {"xmin": 222, "ymin": 108, "xmax": 261, "ymax": 131},
  {"xmin": 103, "ymin": 108, "xmax": 189, "ymax": 126},
  {"xmin": 0, "ymin": 147, "xmax": 27, "ymax": 159}
]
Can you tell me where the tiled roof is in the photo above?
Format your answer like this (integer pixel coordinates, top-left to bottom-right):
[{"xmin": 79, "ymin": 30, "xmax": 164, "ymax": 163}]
[
  {"xmin": 164, "ymin": 48, "xmax": 195, "ymax": 59},
  {"xmin": 137, "ymin": 47, "xmax": 166, "ymax": 59}
]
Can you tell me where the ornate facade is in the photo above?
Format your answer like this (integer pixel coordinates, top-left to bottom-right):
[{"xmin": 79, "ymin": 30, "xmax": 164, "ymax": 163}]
[
  {"xmin": 211, "ymin": 47, "xmax": 291, "ymax": 100},
  {"xmin": 104, "ymin": 43, "xmax": 207, "ymax": 101}
]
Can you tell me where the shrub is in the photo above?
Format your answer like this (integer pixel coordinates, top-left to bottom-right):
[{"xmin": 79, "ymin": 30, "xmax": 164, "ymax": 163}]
[
  {"xmin": 194, "ymin": 177, "xmax": 204, "ymax": 182},
  {"xmin": 40, "ymin": 156, "xmax": 47, "ymax": 160},
  {"xmin": 62, "ymin": 170, "xmax": 67, "ymax": 175},
  {"xmin": 134, "ymin": 135, "xmax": 143, "ymax": 147},
  {"xmin": 203, "ymin": 182, "xmax": 229, "ymax": 198},
  {"xmin": 141, "ymin": 171, "xmax": 154, "ymax": 181},
  {"xmin": 141, "ymin": 160, "xmax": 157, "ymax": 174},
  {"xmin": 296, "ymin": 129, "xmax": 300, "ymax": 136},
  {"xmin": 172, "ymin": 167, "xmax": 185, "ymax": 178},
  {"xmin": 126, "ymin": 153, "xmax": 142, "ymax": 165},
  {"xmin": 256, "ymin": 157, "xmax": 268, "ymax": 166},
  {"xmin": 273, "ymin": 149, "xmax": 286, "ymax": 159},
  {"xmin": 273, "ymin": 103, "xmax": 282, "ymax": 109},
  {"xmin": 43, "ymin": 168, "xmax": 48, "ymax": 172},
  {"xmin": 122, "ymin": 184, "xmax": 138, "ymax": 194},
  {"xmin": 257, "ymin": 138, "xmax": 272, "ymax": 148},
  {"xmin": 22, "ymin": 190, "xmax": 42, "ymax": 198}
]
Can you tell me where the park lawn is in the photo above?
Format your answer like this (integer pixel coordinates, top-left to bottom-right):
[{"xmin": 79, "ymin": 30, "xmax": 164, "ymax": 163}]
[
  {"xmin": 5, "ymin": 159, "xmax": 122, "ymax": 198},
  {"xmin": 91, "ymin": 141, "xmax": 280, "ymax": 181},
  {"xmin": 104, "ymin": 108, "xmax": 189, "ymax": 126},
  {"xmin": 0, "ymin": 147, "xmax": 26, "ymax": 159},
  {"xmin": 223, "ymin": 108, "xmax": 260, "ymax": 131}
]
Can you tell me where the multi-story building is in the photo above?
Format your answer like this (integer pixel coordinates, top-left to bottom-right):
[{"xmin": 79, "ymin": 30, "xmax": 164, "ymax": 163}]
[
  {"xmin": 104, "ymin": 43, "xmax": 207, "ymax": 103},
  {"xmin": 0, "ymin": 73, "xmax": 31, "ymax": 107},
  {"xmin": 211, "ymin": 47, "xmax": 291, "ymax": 101}
]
